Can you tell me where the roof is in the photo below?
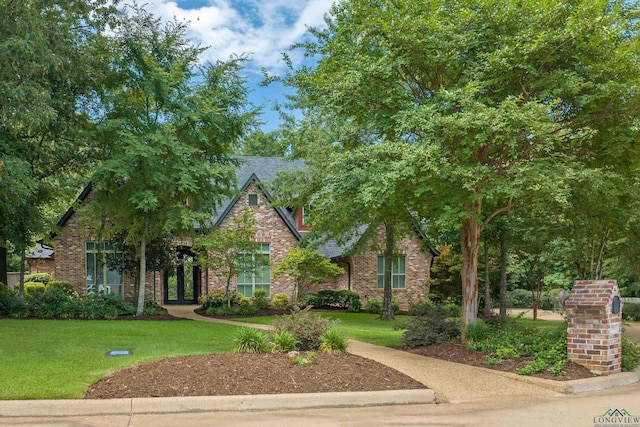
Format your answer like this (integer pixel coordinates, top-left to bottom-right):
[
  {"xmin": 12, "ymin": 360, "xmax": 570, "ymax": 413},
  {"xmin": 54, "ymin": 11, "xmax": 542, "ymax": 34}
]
[{"xmin": 26, "ymin": 243, "xmax": 54, "ymax": 260}]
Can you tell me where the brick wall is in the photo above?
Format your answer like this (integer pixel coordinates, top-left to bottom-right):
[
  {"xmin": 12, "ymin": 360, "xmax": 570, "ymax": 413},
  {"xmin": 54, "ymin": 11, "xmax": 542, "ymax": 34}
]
[
  {"xmin": 204, "ymin": 184, "xmax": 298, "ymax": 298},
  {"xmin": 27, "ymin": 259, "xmax": 56, "ymax": 277},
  {"xmin": 566, "ymin": 280, "xmax": 622, "ymax": 375}
]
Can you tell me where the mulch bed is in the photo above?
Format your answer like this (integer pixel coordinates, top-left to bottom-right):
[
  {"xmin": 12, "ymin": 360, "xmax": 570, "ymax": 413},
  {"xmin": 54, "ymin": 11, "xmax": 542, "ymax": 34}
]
[
  {"xmin": 84, "ymin": 352, "xmax": 426, "ymax": 399},
  {"xmin": 403, "ymin": 340, "xmax": 595, "ymax": 381}
]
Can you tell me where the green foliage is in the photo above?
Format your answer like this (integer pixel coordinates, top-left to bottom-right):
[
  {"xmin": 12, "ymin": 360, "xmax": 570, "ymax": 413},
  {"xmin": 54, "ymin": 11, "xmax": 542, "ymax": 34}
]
[
  {"xmin": 620, "ymin": 283, "xmax": 640, "ymax": 298},
  {"xmin": 23, "ymin": 273, "xmax": 51, "ymax": 285},
  {"xmin": 271, "ymin": 292, "xmax": 292, "ymax": 309},
  {"xmin": 46, "ymin": 281, "xmax": 75, "ymax": 295},
  {"xmin": 142, "ymin": 300, "xmax": 167, "ymax": 316},
  {"xmin": 201, "ymin": 290, "xmax": 245, "ymax": 310},
  {"xmin": 365, "ymin": 299, "xmax": 382, "ymax": 314},
  {"xmin": 29, "ymin": 287, "xmax": 80, "ymax": 319},
  {"xmin": 0, "ymin": 285, "xmax": 17, "ymax": 317},
  {"xmin": 234, "ymin": 328, "xmax": 270, "ymax": 354},
  {"xmin": 297, "ymin": 292, "xmax": 322, "ymax": 308},
  {"xmin": 621, "ymin": 338, "xmax": 640, "ymax": 372},
  {"xmin": 396, "ymin": 306, "xmax": 460, "ymax": 348},
  {"xmin": 23, "ymin": 282, "xmax": 46, "ymax": 300},
  {"xmin": 272, "ymin": 248, "xmax": 345, "ymax": 301},
  {"xmin": 252, "ymin": 289, "xmax": 269, "ymax": 310},
  {"xmin": 270, "ymin": 331, "xmax": 299, "ymax": 353},
  {"xmin": 622, "ymin": 303, "xmax": 640, "ymax": 321},
  {"xmin": 272, "ymin": 307, "xmax": 337, "ymax": 351},
  {"xmin": 462, "ymin": 320, "xmax": 495, "ymax": 343},
  {"xmin": 441, "ymin": 299, "xmax": 462, "ymax": 318},
  {"xmin": 506, "ymin": 289, "xmax": 533, "ymax": 309},
  {"xmin": 290, "ymin": 351, "xmax": 317, "ymax": 367},
  {"xmin": 79, "ymin": 294, "xmax": 136, "ymax": 320},
  {"xmin": 408, "ymin": 298, "xmax": 436, "ymax": 316},
  {"xmin": 206, "ymin": 305, "xmax": 259, "ymax": 316},
  {"xmin": 319, "ymin": 329, "xmax": 349, "ymax": 354}
]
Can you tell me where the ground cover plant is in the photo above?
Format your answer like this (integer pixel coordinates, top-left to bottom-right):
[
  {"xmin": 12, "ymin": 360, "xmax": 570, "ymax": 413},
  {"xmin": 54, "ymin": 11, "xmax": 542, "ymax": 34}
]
[{"xmin": 0, "ymin": 319, "xmax": 239, "ymax": 399}]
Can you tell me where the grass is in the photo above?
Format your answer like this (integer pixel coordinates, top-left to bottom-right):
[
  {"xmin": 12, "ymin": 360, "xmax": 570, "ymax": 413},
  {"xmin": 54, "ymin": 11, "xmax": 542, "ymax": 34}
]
[
  {"xmin": 0, "ymin": 319, "xmax": 240, "ymax": 400},
  {"xmin": 513, "ymin": 317, "xmax": 564, "ymax": 331},
  {"xmin": 234, "ymin": 312, "xmax": 408, "ymax": 347}
]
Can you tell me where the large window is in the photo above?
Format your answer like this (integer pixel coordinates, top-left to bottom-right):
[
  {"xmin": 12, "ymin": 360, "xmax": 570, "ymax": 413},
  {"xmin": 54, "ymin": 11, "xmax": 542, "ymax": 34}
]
[
  {"xmin": 237, "ymin": 243, "xmax": 270, "ymax": 297},
  {"xmin": 377, "ymin": 255, "xmax": 406, "ymax": 289},
  {"xmin": 86, "ymin": 242, "xmax": 123, "ymax": 296}
]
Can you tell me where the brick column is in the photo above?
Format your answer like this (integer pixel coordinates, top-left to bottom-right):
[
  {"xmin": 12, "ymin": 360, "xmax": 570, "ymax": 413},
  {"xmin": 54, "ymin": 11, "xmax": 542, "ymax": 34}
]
[{"xmin": 566, "ymin": 280, "xmax": 622, "ymax": 375}]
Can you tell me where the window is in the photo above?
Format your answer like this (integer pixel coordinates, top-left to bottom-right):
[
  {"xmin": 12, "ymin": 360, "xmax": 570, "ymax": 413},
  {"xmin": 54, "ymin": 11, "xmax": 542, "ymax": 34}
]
[
  {"xmin": 377, "ymin": 255, "xmax": 406, "ymax": 289},
  {"xmin": 248, "ymin": 194, "xmax": 258, "ymax": 206},
  {"xmin": 237, "ymin": 243, "xmax": 270, "ymax": 297},
  {"xmin": 302, "ymin": 206, "xmax": 310, "ymax": 224},
  {"xmin": 86, "ymin": 242, "xmax": 124, "ymax": 296}
]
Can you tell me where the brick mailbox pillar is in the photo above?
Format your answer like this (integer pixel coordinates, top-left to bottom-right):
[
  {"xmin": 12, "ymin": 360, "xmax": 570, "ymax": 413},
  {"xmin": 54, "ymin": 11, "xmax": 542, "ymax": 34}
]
[{"xmin": 566, "ymin": 280, "xmax": 622, "ymax": 375}]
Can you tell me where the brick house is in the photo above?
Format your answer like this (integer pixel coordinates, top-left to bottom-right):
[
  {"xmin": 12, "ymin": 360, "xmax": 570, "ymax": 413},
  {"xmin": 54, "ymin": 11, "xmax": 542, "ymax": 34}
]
[{"xmin": 28, "ymin": 156, "xmax": 437, "ymax": 307}]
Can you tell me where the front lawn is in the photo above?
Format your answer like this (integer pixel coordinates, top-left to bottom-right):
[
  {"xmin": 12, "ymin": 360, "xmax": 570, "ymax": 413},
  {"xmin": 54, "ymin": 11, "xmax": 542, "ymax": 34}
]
[{"xmin": 0, "ymin": 319, "xmax": 239, "ymax": 400}]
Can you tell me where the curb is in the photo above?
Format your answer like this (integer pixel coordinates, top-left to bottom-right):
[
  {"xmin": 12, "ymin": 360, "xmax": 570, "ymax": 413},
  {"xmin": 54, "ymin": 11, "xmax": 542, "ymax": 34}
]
[
  {"xmin": 0, "ymin": 389, "xmax": 435, "ymax": 418},
  {"xmin": 478, "ymin": 365, "xmax": 640, "ymax": 395}
]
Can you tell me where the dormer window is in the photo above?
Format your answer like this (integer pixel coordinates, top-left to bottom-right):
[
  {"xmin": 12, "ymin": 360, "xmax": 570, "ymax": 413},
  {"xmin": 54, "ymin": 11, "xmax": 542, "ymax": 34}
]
[{"xmin": 248, "ymin": 194, "xmax": 258, "ymax": 206}]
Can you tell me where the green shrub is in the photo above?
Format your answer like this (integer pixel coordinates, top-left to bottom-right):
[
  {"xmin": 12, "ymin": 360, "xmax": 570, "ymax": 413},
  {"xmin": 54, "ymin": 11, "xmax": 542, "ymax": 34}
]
[
  {"xmin": 200, "ymin": 289, "xmax": 244, "ymax": 309},
  {"xmin": 143, "ymin": 299, "xmax": 167, "ymax": 316},
  {"xmin": 46, "ymin": 281, "xmax": 75, "ymax": 295},
  {"xmin": 252, "ymin": 289, "xmax": 269, "ymax": 310},
  {"xmin": 317, "ymin": 290, "xmax": 361, "ymax": 310},
  {"xmin": 234, "ymin": 328, "xmax": 270, "ymax": 353},
  {"xmin": 507, "ymin": 289, "xmax": 532, "ymax": 308},
  {"xmin": 297, "ymin": 293, "xmax": 321, "ymax": 308},
  {"xmin": 441, "ymin": 300, "xmax": 462, "ymax": 318},
  {"xmin": 409, "ymin": 298, "xmax": 436, "ymax": 316},
  {"xmin": 29, "ymin": 287, "xmax": 81, "ymax": 319},
  {"xmin": 319, "ymin": 329, "xmax": 349, "ymax": 354},
  {"xmin": 206, "ymin": 305, "xmax": 259, "ymax": 316},
  {"xmin": 623, "ymin": 303, "xmax": 640, "ymax": 321},
  {"xmin": 347, "ymin": 297, "xmax": 361, "ymax": 313},
  {"xmin": 9, "ymin": 300, "xmax": 29, "ymax": 318},
  {"xmin": 622, "ymin": 338, "xmax": 640, "ymax": 372},
  {"xmin": 290, "ymin": 351, "xmax": 317, "ymax": 367},
  {"xmin": 272, "ymin": 306, "xmax": 337, "ymax": 351},
  {"xmin": 272, "ymin": 292, "xmax": 292, "ymax": 309},
  {"xmin": 79, "ymin": 294, "xmax": 135, "ymax": 319},
  {"xmin": 365, "ymin": 299, "xmax": 382, "ymax": 314},
  {"xmin": 23, "ymin": 282, "xmax": 46, "ymax": 301},
  {"xmin": 271, "ymin": 331, "xmax": 299, "ymax": 352},
  {"xmin": 397, "ymin": 306, "xmax": 460, "ymax": 347},
  {"xmin": 0, "ymin": 284, "xmax": 17, "ymax": 317},
  {"xmin": 23, "ymin": 273, "xmax": 51, "ymax": 285},
  {"xmin": 462, "ymin": 319, "xmax": 495, "ymax": 343},
  {"xmin": 620, "ymin": 282, "xmax": 640, "ymax": 298}
]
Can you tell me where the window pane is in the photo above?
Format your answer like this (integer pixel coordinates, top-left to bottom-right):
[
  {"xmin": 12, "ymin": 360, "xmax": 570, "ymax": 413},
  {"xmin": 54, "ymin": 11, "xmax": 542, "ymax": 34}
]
[
  {"xmin": 237, "ymin": 284, "xmax": 252, "ymax": 298},
  {"xmin": 86, "ymin": 253, "xmax": 96, "ymax": 293}
]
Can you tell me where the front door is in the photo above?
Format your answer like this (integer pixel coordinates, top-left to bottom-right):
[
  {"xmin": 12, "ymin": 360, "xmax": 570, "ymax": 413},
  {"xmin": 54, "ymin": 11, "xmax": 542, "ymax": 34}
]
[{"xmin": 164, "ymin": 253, "xmax": 199, "ymax": 304}]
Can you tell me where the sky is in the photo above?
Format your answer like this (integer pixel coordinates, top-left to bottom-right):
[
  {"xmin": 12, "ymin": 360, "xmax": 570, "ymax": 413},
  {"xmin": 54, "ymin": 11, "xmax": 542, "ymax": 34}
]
[{"xmin": 140, "ymin": 0, "xmax": 337, "ymax": 132}]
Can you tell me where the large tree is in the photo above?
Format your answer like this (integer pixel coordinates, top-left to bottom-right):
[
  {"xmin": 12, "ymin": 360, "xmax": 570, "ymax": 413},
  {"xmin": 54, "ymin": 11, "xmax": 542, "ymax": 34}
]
[
  {"xmin": 0, "ymin": 0, "xmax": 116, "ymax": 285},
  {"xmin": 86, "ymin": 8, "xmax": 256, "ymax": 314},
  {"xmin": 284, "ymin": 0, "xmax": 640, "ymax": 327}
]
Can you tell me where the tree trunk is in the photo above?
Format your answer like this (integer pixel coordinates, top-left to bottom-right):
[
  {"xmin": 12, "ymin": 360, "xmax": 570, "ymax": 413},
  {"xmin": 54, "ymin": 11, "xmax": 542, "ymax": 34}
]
[
  {"xmin": 226, "ymin": 274, "xmax": 233, "ymax": 308},
  {"xmin": 380, "ymin": 220, "xmax": 395, "ymax": 321},
  {"xmin": 460, "ymin": 216, "xmax": 481, "ymax": 329},
  {"xmin": 499, "ymin": 227, "xmax": 507, "ymax": 321},
  {"xmin": 483, "ymin": 239, "xmax": 492, "ymax": 314},
  {"xmin": 0, "ymin": 242, "xmax": 7, "ymax": 287},
  {"xmin": 18, "ymin": 248, "xmax": 26, "ymax": 303},
  {"xmin": 137, "ymin": 236, "xmax": 147, "ymax": 316}
]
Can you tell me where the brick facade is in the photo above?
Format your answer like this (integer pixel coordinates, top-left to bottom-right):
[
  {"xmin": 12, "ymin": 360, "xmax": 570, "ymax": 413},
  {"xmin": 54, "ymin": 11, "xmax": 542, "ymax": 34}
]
[{"xmin": 566, "ymin": 280, "xmax": 622, "ymax": 375}]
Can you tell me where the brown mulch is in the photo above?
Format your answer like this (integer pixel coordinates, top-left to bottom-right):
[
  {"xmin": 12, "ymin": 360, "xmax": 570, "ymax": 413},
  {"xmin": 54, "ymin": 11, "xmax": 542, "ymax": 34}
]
[
  {"xmin": 84, "ymin": 352, "xmax": 426, "ymax": 399},
  {"xmin": 403, "ymin": 340, "xmax": 595, "ymax": 381}
]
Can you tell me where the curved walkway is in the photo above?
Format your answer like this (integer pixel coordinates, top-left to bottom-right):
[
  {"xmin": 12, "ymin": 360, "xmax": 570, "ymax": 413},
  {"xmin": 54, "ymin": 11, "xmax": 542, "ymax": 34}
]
[{"xmin": 163, "ymin": 305, "xmax": 562, "ymax": 403}]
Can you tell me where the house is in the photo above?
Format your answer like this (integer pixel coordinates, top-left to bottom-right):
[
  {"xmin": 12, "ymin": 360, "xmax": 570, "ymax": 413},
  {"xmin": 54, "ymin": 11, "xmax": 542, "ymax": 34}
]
[{"xmin": 28, "ymin": 156, "xmax": 437, "ymax": 307}]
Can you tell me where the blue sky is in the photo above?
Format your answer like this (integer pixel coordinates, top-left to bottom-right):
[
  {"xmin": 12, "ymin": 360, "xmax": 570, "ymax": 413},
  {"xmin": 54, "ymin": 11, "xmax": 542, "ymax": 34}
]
[{"xmin": 142, "ymin": 0, "xmax": 336, "ymax": 131}]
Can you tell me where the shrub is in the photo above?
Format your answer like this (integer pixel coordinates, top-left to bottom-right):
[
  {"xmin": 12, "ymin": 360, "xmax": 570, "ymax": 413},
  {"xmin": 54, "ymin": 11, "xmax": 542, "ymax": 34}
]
[
  {"xmin": 23, "ymin": 282, "xmax": 46, "ymax": 301},
  {"xmin": 623, "ymin": 303, "xmax": 640, "ymax": 321},
  {"xmin": 271, "ymin": 331, "xmax": 299, "ymax": 352},
  {"xmin": 10, "ymin": 301, "xmax": 29, "ymax": 319},
  {"xmin": 409, "ymin": 298, "xmax": 436, "ymax": 316},
  {"xmin": 272, "ymin": 306, "xmax": 337, "ymax": 351},
  {"xmin": 397, "ymin": 306, "xmax": 460, "ymax": 347},
  {"xmin": 462, "ymin": 319, "xmax": 495, "ymax": 343},
  {"xmin": 234, "ymin": 328, "xmax": 270, "ymax": 353},
  {"xmin": 441, "ymin": 300, "xmax": 462, "ymax": 318},
  {"xmin": 297, "ymin": 293, "xmax": 321, "ymax": 308},
  {"xmin": 0, "ymin": 284, "xmax": 17, "ymax": 317},
  {"xmin": 23, "ymin": 273, "xmax": 51, "ymax": 285},
  {"xmin": 621, "ymin": 338, "xmax": 640, "ymax": 372},
  {"xmin": 79, "ymin": 294, "xmax": 135, "ymax": 319},
  {"xmin": 506, "ymin": 289, "xmax": 532, "ymax": 308},
  {"xmin": 46, "ymin": 281, "xmax": 75, "ymax": 295},
  {"xmin": 143, "ymin": 299, "xmax": 167, "ymax": 316},
  {"xmin": 317, "ymin": 290, "xmax": 361, "ymax": 310},
  {"xmin": 252, "ymin": 289, "xmax": 269, "ymax": 310},
  {"xmin": 29, "ymin": 287, "xmax": 81, "ymax": 319},
  {"xmin": 319, "ymin": 329, "xmax": 349, "ymax": 354},
  {"xmin": 347, "ymin": 297, "xmax": 361, "ymax": 313},
  {"xmin": 200, "ymin": 289, "xmax": 244, "ymax": 309},
  {"xmin": 206, "ymin": 305, "xmax": 259, "ymax": 316},
  {"xmin": 365, "ymin": 299, "xmax": 382, "ymax": 314},
  {"xmin": 272, "ymin": 292, "xmax": 292, "ymax": 309},
  {"xmin": 290, "ymin": 351, "xmax": 317, "ymax": 367}
]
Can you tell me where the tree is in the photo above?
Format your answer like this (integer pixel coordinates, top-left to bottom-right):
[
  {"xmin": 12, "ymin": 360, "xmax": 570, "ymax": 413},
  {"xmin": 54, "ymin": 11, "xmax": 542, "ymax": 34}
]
[
  {"xmin": 272, "ymin": 247, "xmax": 345, "ymax": 301},
  {"xmin": 193, "ymin": 208, "xmax": 257, "ymax": 307},
  {"xmin": 0, "ymin": 0, "xmax": 117, "ymax": 285},
  {"xmin": 86, "ymin": 8, "xmax": 256, "ymax": 315},
  {"xmin": 273, "ymin": 142, "xmax": 423, "ymax": 320},
  {"xmin": 284, "ymin": 0, "xmax": 640, "ymax": 328},
  {"xmin": 237, "ymin": 131, "xmax": 288, "ymax": 157}
]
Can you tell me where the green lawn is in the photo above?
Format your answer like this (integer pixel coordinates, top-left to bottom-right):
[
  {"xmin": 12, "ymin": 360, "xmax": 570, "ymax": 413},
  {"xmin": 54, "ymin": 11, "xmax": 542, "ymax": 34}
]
[
  {"xmin": 233, "ymin": 312, "xmax": 409, "ymax": 347},
  {"xmin": 0, "ymin": 319, "xmax": 240, "ymax": 400}
]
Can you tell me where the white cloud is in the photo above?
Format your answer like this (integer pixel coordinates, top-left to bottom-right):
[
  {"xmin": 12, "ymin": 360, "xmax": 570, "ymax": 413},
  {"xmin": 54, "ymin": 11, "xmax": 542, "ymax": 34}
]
[{"xmin": 140, "ymin": 0, "xmax": 334, "ymax": 73}]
